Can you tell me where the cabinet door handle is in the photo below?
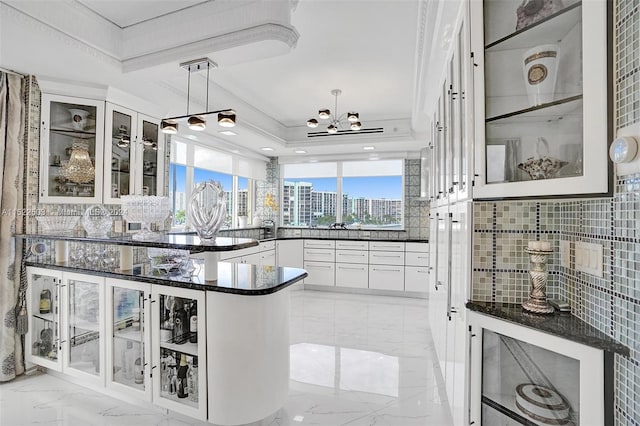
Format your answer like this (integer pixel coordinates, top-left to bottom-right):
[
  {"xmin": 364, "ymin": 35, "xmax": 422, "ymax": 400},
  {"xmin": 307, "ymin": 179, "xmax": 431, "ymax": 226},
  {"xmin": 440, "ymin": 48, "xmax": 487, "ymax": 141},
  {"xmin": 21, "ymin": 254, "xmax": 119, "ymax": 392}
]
[
  {"xmin": 373, "ymin": 255, "xmax": 402, "ymax": 258},
  {"xmin": 338, "ymin": 266, "xmax": 365, "ymax": 271},
  {"xmin": 306, "ymin": 265, "xmax": 332, "ymax": 269},
  {"xmin": 373, "ymin": 268, "xmax": 401, "ymax": 272},
  {"xmin": 341, "ymin": 253, "xmax": 365, "ymax": 257}
]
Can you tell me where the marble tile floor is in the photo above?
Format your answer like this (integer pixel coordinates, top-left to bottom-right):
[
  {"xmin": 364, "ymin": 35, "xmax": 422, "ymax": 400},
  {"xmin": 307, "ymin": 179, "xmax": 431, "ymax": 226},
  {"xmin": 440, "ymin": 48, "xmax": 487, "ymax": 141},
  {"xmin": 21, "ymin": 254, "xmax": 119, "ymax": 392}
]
[{"xmin": 0, "ymin": 290, "xmax": 453, "ymax": 426}]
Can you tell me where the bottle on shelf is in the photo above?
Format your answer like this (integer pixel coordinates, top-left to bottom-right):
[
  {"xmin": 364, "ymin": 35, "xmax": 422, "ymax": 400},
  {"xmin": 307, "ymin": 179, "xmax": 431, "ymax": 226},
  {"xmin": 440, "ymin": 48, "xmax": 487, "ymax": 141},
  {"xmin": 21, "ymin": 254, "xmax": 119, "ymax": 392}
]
[
  {"xmin": 39, "ymin": 288, "xmax": 52, "ymax": 314},
  {"xmin": 123, "ymin": 340, "xmax": 135, "ymax": 380},
  {"xmin": 134, "ymin": 357, "xmax": 143, "ymax": 385},
  {"xmin": 173, "ymin": 299, "xmax": 188, "ymax": 344},
  {"xmin": 177, "ymin": 354, "xmax": 189, "ymax": 399},
  {"xmin": 168, "ymin": 366, "xmax": 177, "ymax": 395},
  {"xmin": 189, "ymin": 300, "xmax": 197, "ymax": 344},
  {"xmin": 187, "ymin": 356, "xmax": 198, "ymax": 402}
]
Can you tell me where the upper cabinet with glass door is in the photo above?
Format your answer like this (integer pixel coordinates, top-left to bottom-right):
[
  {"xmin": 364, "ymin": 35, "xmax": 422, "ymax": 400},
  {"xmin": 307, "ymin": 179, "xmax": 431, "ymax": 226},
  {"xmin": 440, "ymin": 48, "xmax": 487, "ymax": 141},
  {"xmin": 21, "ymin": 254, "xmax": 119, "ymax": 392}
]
[
  {"xmin": 471, "ymin": 0, "xmax": 609, "ymax": 198},
  {"xmin": 104, "ymin": 103, "xmax": 164, "ymax": 204},
  {"xmin": 39, "ymin": 94, "xmax": 105, "ymax": 204}
]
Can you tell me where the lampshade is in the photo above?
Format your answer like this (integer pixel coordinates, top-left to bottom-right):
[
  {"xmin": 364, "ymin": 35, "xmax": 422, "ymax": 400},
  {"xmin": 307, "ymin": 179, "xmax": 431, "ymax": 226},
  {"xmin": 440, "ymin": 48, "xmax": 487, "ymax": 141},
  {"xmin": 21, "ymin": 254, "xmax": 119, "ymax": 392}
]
[
  {"xmin": 188, "ymin": 115, "xmax": 206, "ymax": 131},
  {"xmin": 161, "ymin": 120, "xmax": 178, "ymax": 134},
  {"xmin": 327, "ymin": 124, "xmax": 338, "ymax": 134},
  {"xmin": 347, "ymin": 112, "xmax": 359, "ymax": 122},
  {"xmin": 218, "ymin": 111, "xmax": 236, "ymax": 127},
  {"xmin": 350, "ymin": 121, "xmax": 362, "ymax": 131},
  {"xmin": 117, "ymin": 136, "xmax": 130, "ymax": 148},
  {"xmin": 306, "ymin": 118, "xmax": 319, "ymax": 128},
  {"xmin": 318, "ymin": 109, "xmax": 331, "ymax": 119},
  {"xmin": 62, "ymin": 142, "xmax": 95, "ymax": 183}
]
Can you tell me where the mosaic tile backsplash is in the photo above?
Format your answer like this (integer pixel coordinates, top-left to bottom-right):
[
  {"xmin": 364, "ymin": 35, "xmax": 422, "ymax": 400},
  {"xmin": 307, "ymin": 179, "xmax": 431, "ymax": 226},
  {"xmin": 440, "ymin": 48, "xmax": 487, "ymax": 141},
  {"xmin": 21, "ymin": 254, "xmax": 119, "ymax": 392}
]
[{"xmin": 472, "ymin": 177, "xmax": 640, "ymax": 424}]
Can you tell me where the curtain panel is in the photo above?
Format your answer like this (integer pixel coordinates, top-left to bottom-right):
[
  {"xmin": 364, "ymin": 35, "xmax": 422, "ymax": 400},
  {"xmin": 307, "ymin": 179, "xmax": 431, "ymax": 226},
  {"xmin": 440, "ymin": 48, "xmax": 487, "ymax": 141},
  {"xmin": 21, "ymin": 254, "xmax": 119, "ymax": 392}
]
[{"xmin": 0, "ymin": 71, "xmax": 26, "ymax": 381}]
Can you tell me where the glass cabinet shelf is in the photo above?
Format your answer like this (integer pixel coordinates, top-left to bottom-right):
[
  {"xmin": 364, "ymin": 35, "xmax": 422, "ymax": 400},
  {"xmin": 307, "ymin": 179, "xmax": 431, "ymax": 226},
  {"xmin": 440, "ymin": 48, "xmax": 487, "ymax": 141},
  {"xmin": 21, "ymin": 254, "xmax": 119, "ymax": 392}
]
[
  {"xmin": 486, "ymin": 95, "xmax": 582, "ymax": 123},
  {"xmin": 33, "ymin": 312, "xmax": 55, "ymax": 322},
  {"xmin": 485, "ymin": 2, "xmax": 582, "ymax": 51},
  {"xmin": 160, "ymin": 342, "xmax": 198, "ymax": 357},
  {"xmin": 50, "ymin": 128, "xmax": 97, "ymax": 139}
]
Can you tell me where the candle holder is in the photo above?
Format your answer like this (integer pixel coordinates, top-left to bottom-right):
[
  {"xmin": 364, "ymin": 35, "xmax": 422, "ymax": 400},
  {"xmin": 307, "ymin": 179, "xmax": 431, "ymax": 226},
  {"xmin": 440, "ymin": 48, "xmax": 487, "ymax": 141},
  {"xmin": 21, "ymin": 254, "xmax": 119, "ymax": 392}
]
[{"xmin": 522, "ymin": 248, "xmax": 555, "ymax": 314}]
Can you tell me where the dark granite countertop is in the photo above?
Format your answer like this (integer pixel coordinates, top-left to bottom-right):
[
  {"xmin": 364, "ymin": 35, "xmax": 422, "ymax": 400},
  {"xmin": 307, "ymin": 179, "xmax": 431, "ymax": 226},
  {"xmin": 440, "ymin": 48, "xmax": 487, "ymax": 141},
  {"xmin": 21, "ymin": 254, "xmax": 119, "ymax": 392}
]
[
  {"xmin": 466, "ymin": 301, "xmax": 630, "ymax": 356},
  {"xmin": 26, "ymin": 260, "xmax": 307, "ymax": 295},
  {"xmin": 276, "ymin": 236, "xmax": 429, "ymax": 243},
  {"xmin": 16, "ymin": 233, "xmax": 258, "ymax": 253}
]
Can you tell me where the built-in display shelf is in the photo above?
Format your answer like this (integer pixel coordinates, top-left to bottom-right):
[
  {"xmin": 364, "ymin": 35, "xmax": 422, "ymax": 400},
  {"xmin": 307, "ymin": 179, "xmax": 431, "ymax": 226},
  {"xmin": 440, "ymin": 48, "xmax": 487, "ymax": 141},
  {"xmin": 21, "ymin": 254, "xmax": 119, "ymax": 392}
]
[{"xmin": 466, "ymin": 301, "xmax": 629, "ymax": 356}]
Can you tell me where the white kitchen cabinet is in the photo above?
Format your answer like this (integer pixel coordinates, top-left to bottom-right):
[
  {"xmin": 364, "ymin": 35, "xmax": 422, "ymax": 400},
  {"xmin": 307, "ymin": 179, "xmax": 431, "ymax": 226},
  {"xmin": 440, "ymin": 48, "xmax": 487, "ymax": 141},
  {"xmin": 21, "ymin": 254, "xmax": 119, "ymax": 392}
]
[
  {"xmin": 26, "ymin": 267, "xmax": 64, "ymax": 372},
  {"xmin": 39, "ymin": 94, "xmax": 105, "ymax": 204},
  {"xmin": 368, "ymin": 241, "xmax": 404, "ymax": 252},
  {"xmin": 303, "ymin": 261, "xmax": 335, "ymax": 286},
  {"xmin": 276, "ymin": 240, "xmax": 303, "ymax": 268},
  {"xmin": 151, "ymin": 286, "xmax": 207, "ymax": 421},
  {"xmin": 303, "ymin": 248, "xmax": 335, "ymax": 262},
  {"xmin": 335, "ymin": 249, "xmax": 369, "ymax": 264},
  {"xmin": 219, "ymin": 245, "xmax": 260, "ymax": 263},
  {"xmin": 335, "ymin": 263, "xmax": 368, "ymax": 289},
  {"xmin": 369, "ymin": 250, "xmax": 404, "ymax": 266},
  {"xmin": 303, "ymin": 240, "xmax": 336, "ymax": 250},
  {"xmin": 368, "ymin": 265, "xmax": 405, "ymax": 291},
  {"xmin": 404, "ymin": 267, "xmax": 430, "ymax": 292},
  {"xmin": 335, "ymin": 240, "xmax": 368, "ymax": 250},
  {"xmin": 62, "ymin": 272, "xmax": 106, "ymax": 387},
  {"xmin": 103, "ymin": 103, "xmax": 164, "ymax": 203},
  {"xmin": 105, "ymin": 278, "xmax": 152, "ymax": 402},
  {"xmin": 471, "ymin": 0, "xmax": 609, "ymax": 198}
]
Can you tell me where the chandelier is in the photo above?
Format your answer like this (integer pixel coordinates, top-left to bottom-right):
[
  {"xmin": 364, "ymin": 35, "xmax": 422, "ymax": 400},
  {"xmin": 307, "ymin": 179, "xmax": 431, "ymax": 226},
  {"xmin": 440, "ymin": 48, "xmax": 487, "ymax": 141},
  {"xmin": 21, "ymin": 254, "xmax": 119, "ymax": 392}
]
[
  {"xmin": 61, "ymin": 142, "xmax": 95, "ymax": 183},
  {"xmin": 161, "ymin": 58, "xmax": 236, "ymax": 134},
  {"xmin": 306, "ymin": 89, "xmax": 362, "ymax": 133}
]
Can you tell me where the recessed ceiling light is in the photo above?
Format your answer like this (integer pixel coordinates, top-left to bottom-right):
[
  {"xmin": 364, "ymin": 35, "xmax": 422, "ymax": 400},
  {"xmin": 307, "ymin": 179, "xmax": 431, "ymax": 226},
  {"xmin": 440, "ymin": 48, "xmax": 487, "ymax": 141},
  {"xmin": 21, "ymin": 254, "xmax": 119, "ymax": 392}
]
[
  {"xmin": 231, "ymin": 149, "xmax": 240, "ymax": 154},
  {"xmin": 363, "ymin": 146, "xmax": 375, "ymax": 150},
  {"xmin": 219, "ymin": 130, "xmax": 237, "ymax": 136},
  {"xmin": 261, "ymin": 147, "xmax": 274, "ymax": 151},
  {"xmin": 185, "ymin": 135, "xmax": 198, "ymax": 141},
  {"xmin": 309, "ymin": 159, "xmax": 318, "ymax": 163},
  {"xmin": 295, "ymin": 150, "xmax": 307, "ymax": 154}
]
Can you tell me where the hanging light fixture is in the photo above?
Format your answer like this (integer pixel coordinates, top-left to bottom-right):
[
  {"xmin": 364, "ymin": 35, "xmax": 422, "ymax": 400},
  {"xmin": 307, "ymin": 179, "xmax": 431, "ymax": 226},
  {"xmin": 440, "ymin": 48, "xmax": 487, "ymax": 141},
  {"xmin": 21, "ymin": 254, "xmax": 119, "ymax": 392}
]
[
  {"xmin": 161, "ymin": 58, "xmax": 237, "ymax": 134},
  {"xmin": 217, "ymin": 110, "xmax": 236, "ymax": 127},
  {"xmin": 61, "ymin": 141, "xmax": 95, "ymax": 183},
  {"xmin": 306, "ymin": 89, "xmax": 363, "ymax": 134}
]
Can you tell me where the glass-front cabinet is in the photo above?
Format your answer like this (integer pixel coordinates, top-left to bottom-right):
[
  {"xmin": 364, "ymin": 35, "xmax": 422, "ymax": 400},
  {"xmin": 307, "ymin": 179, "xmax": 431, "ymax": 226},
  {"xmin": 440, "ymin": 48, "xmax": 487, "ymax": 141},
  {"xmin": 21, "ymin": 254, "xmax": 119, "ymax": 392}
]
[
  {"xmin": 39, "ymin": 94, "xmax": 105, "ymax": 203},
  {"xmin": 104, "ymin": 103, "xmax": 163, "ymax": 204},
  {"xmin": 62, "ymin": 272, "xmax": 105, "ymax": 385},
  {"xmin": 151, "ymin": 286, "xmax": 207, "ymax": 420},
  {"xmin": 26, "ymin": 267, "xmax": 63, "ymax": 371},
  {"xmin": 105, "ymin": 279, "xmax": 152, "ymax": 401},
  {"xmin": 471, "ymin": 0, "xmax": 609, "ymax": 198}
]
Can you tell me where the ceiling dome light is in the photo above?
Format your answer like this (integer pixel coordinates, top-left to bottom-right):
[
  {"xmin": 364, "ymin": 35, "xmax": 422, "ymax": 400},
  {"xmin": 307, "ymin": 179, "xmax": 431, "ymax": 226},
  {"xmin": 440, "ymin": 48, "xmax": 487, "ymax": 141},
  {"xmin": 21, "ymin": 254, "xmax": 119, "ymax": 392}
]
[
  {"xmin": 350, "ymin": 121, "xmax": 362, "ymax": 131},
  {"xmin": 318, "ymin": 109, "xmax": 331, "ymax": 119},
  {"xmin": 161, "ymin": 120, "xmax": 178, "ymax": 134},
  {"xmin": 327, "ymin": 124, "xmax": 338, "ymax": 134},
  {"xmin": 218, "ymin": 111, "xmax": 236, "ymax": 127},
  {"xmin": 188, "ymin": 115, "xmax": 206, "ymax": 131},
  {"xmin": 347, "ymin": 112, "xmax": 359, "ymax": 122},
  {"xmin": 307, "ymin": 118, "xmax": 319, "ymax": 128}
]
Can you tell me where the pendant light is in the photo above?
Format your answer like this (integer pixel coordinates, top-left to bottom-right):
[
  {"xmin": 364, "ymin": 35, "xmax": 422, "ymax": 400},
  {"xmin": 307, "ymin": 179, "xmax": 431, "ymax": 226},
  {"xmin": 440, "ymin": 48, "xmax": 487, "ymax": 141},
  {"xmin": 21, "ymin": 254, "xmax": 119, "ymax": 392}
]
[{"xmin": 306, "ymin": 89, "xmax": 363, "ymax": 134}]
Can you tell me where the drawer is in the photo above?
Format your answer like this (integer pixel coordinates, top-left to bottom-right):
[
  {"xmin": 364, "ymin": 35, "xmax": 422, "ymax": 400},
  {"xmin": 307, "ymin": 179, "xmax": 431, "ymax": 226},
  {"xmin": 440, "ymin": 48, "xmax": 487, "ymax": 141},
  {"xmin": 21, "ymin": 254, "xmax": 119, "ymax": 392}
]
[
  {"xmin": 405, "ymin": 266, "xmax": 430, "ymax": 292},
  {"xmin": 405, "ymin": 242, "xmax": 428, "ymax": 253},
  {"xmin": 219, "ymin": 246, "xmax": 259, "ymax": 261},
  {"xmin": 368, "ymin": 265, "xmax": 405, "ymax": 291},
  {"xmin": 335, "ymin": 240, "xmax": 368, "ymax": 250},
  {"xmin": 369, "ymin": 250, "xmax": 404, "ymax": 266},
  {"xmin": 304, "ymin": 240, "xmax": 336, "ymax": 249},
  {"xmin": 369, "ymin": 241, "xmax": 405, "ymax": 252},
  {"xmin": 303, "ymin": 261, "xmax": 335, "ymax": 286},
  {"xmin": 304, "ymin": 248, "xmax": 335, "ymax": 262},
  {"xmin": 335, "ymin": 263, "xmax": 368, "ymax": 289},
  {"xmin": 405, "ymin": 251, "xmax": 429, "ymax": 267},
  {"xmin": 260, "ymin": 250, "xmax": 276, "ymax": 266},
  {"xmin": 259, "ymin": 240, "xmax": 276, "ymax": 251},
  {"xmin": 335, "ymin": 249, "xmax": 368, "ymax": 264}
]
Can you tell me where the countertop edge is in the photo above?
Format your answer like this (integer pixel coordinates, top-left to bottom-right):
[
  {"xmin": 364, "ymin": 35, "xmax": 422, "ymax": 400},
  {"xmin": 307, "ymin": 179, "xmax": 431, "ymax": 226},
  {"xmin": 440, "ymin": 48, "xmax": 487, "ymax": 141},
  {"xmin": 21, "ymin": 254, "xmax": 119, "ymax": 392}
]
[
  {"xmin": 466, "ymin": 301, "xmax": 630, "ymax": 357},
  {"xmin": 25, "ymin": 261, "xmax": 308, "ymax": 295}
]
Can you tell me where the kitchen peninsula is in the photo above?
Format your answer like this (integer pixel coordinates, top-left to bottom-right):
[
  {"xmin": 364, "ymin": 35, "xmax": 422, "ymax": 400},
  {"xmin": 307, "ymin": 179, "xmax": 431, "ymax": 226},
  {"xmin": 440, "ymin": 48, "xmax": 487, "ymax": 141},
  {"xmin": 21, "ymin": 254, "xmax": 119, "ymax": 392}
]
[{"xmin": 17, "ymin": 232, "xmax": 307, "ymax": 425}]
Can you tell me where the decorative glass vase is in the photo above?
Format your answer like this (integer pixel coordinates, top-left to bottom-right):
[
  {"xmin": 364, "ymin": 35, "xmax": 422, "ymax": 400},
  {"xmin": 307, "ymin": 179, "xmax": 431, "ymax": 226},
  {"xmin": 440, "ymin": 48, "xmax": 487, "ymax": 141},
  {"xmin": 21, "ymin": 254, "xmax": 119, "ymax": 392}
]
[
  {"xmin": 82, "ymin": 205, "xmax": 112, "ymax": 237},
  {"xmin": 189, "ymin": 180, "xmax": 227, "ymax": 243}
]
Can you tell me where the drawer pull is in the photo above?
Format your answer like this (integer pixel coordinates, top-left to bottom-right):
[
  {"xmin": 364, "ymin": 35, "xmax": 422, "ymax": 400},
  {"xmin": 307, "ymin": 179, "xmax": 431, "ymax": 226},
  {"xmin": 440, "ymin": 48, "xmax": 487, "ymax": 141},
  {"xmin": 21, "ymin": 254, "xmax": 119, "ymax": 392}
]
[
  {"xmin": 306, "ymin": 265, "xmax": 332, "ymax": 269},
  {"xmin": 341, "ymin": 253, "xmax": 365, "ymax": 256},
  {"xmin": 338, "ymin": 266, "xmax": 366, "ymax": 271},
  {"xmin": 373, "ymin": 255, "xmax": 402, "ymax": 258},
  {"xmin": 306, "ymin": 251, "xmax": 333, "ymax": 255},
  {"xmin": 373, "ymin": 245, "xmax": 402, "ymax": 248},
  {"xmin": 372, "ymin": 268, "xmax": 401, "ymax": 272}
]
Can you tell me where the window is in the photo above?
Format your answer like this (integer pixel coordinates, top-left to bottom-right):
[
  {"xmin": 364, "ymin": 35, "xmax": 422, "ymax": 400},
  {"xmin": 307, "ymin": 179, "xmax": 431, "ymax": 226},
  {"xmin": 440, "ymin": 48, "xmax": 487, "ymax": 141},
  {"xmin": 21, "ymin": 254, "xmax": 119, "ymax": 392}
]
[
  {"xmin": 169, "ymin": 139, "xmax": 266, "ymax": 230},
  {"xmin": 282, "ymin": 160, "xmax": 403, "ymax": 229}
]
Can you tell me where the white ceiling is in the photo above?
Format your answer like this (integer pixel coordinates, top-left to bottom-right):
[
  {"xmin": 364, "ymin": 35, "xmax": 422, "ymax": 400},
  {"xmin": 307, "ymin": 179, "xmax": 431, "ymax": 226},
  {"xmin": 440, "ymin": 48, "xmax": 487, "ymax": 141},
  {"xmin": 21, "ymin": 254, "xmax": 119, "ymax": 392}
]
[
  {"xmin": 77, "ymin": 0, "xmax": 209, "ymax": 28},
  {"xmin": 0, "ymin": 0, "xmax": 460, "ymax": 159}
]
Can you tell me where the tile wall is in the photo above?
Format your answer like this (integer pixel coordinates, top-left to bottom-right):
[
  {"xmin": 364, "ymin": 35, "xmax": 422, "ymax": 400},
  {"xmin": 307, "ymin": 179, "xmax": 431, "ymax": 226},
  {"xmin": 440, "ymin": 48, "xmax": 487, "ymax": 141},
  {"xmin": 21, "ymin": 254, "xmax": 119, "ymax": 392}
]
[{"xmin": 471, "ymin": 3, "xmax": 640, "ymax": 423}]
